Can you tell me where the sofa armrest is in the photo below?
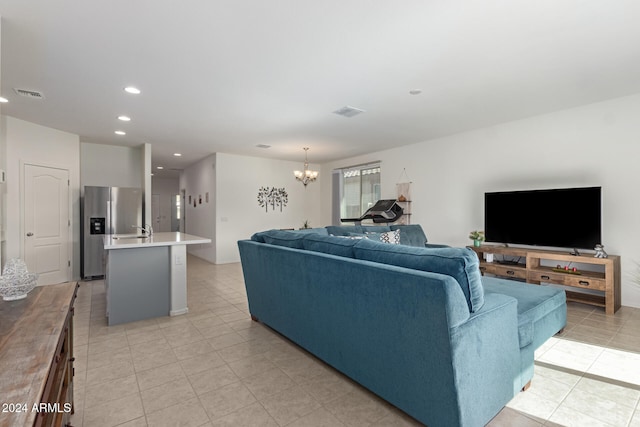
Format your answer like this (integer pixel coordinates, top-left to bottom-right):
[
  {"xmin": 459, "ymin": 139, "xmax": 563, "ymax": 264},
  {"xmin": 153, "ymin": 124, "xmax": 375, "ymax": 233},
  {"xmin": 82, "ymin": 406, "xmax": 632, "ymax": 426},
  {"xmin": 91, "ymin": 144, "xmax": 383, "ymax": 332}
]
[
  {"xmin": 449, "ymin": 293, "xmax": 521, "ymax": 426},
  {"xmin": 424, "ymin": 243, "xmax": 450, "ymax": 248}
]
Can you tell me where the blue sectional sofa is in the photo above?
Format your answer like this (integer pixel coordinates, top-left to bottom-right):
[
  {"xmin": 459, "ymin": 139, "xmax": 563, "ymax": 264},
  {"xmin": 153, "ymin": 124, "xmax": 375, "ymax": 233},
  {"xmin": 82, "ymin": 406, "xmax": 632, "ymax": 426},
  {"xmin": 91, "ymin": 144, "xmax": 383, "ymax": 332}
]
[
  {"xmin": 307, "ymin": 223, "xmax": 446, "ymax": 247},
  {"xmin": 238, "ymin": 226, "xmax": 566, "ymax": 427}
]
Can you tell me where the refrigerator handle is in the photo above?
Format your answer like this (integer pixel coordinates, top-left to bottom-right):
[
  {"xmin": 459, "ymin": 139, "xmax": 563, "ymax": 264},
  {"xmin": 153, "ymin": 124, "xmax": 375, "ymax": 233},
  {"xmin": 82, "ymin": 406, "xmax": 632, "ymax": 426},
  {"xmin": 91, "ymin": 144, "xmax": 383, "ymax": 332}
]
[{"xmin": 106, "ymin": 200, "xmax": 111, "ymax": 235}]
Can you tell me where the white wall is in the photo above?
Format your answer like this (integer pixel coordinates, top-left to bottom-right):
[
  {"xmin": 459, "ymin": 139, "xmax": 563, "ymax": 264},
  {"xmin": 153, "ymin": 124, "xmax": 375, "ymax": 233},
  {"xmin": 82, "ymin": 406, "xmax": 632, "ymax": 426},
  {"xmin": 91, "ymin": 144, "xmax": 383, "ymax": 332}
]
[
  {"xmin": 180, "ymin": 154, "xmax": 216, "ymax": 263},
  {"xmin": 142, "ymin": 143, "xmax": 152, "ymax": 227},
  {"xmin": 321, "ymin": 93, "xmax": 640, "ymax": 308},
  {"xmin": 180, "ymin": 152, "xmax": 323, "ymax": 264},
  {"xmin": 151, "ymin": 176, "xmax": 180, "ymax": 232},
  {"xmin": 81, "ymin": 142, "xmax": 152, "ymax": 228},
  {"xmin": 80, "ymin": 142, "xmax": 143, "ymax": 189},
  {"xmin": 215, "ymin": 152, "xmax": 323, "ymax": 264},
  {"xmin": 3, "ymin": 116, "xmax": 81, "ymax": 278}
]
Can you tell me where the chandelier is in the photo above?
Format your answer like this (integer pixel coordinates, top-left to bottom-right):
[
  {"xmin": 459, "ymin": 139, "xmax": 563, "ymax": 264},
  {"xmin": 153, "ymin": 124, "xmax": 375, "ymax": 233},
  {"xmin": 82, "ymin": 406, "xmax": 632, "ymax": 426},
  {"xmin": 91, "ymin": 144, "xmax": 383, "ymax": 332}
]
[{"xmin": 293, "ymin": 147, "xmax": 319, "ymax": 187}]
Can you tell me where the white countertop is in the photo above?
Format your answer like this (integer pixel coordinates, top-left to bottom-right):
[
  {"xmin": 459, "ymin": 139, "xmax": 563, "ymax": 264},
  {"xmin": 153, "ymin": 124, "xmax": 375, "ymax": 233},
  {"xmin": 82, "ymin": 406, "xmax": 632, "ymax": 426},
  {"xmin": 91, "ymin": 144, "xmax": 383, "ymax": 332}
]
[{"xmin": 104, "ymin": 232, "xmax": 211, "ymax": 250}]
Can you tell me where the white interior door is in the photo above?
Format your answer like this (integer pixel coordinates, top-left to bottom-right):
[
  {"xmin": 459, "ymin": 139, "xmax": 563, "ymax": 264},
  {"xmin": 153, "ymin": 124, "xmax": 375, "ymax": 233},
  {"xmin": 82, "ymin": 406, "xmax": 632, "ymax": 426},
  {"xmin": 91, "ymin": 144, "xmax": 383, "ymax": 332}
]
[
  {"xmin": 152, "ymin": 194, "xmax": 161, "ymax": 231},
  {"xmin": 159, "ymin": 195, "xmax": 172, "ymax": 232},
  {"xmin": 171, "ymin": 194, "xmax": 180, "ymax": 231},
  {"xmin": 23, "ymin": 164, "xmax": 71, "ymax": 285}
]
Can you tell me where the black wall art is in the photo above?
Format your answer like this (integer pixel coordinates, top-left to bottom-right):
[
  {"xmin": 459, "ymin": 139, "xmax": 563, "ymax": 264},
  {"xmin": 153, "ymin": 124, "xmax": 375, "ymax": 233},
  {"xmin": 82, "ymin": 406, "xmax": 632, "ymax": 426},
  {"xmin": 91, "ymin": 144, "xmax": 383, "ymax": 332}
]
[{"xmin": 257, "ymin": 187, "xmax": 288, "ymax": 212}]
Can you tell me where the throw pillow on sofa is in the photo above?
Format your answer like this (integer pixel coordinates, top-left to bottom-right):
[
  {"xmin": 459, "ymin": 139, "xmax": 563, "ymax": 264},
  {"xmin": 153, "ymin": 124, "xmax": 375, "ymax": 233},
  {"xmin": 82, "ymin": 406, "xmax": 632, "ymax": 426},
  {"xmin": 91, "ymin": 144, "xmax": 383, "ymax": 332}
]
[
  {"xmin": 353, "ymin": 238, "xmax": 485, "ymax": 312},
  {"xmin": 389, "ymin": 224, "xmax": 428, "ymax": 246},
  {"xmin": 366, "ymin": 229, "xmax": 401, "ymax": 245},
  {"xmin": 344, "ymin": 233, "xmax": 369, "ymax": 239}
]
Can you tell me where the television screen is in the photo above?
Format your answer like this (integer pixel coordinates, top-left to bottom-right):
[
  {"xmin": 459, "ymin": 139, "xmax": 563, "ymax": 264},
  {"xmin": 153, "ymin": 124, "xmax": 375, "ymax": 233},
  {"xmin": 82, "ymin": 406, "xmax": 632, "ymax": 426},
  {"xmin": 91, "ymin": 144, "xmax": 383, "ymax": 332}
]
[{"xmin": 484, "ymin": 187, "xmax": 601, "ymax": 249}]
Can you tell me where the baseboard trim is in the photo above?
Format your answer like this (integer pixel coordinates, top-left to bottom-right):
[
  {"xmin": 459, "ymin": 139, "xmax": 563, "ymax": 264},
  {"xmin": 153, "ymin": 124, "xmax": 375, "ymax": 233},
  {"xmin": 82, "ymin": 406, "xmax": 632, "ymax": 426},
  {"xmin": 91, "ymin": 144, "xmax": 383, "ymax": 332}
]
[{"xmin": 170, "ymin": 308, "xmax": 189, "ymax": 316}]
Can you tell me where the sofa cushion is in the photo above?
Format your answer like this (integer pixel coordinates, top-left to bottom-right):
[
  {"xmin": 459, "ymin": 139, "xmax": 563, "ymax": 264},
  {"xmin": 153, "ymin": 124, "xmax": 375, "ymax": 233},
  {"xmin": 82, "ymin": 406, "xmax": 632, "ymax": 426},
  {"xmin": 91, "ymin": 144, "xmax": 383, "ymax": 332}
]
[
  {"xmin": 360, "ymin": 225, "xmax": 392, "ymax": 233},
  {"xmin": 250, "ymin": 232, "xmax": 266, "ymax": 243},
  {"xmin": 482, "ymin": 277, "xmax": 566, "ymax": 348},
  {"xmin": 302, "ymin": 234, "xmax": 359, "ymax": 258},
  {"xmin": 259, "ymin": 230, "xmax": 307, "ymax": 249},
  {"xmin": 353, "ymin": 239, "xmax": 485, "ymax": 312},
  {"xmin": 390, "ymin": 224, "xmax": 428, "ymax": 246},
  {"xmin": 295, "ymin": 227, "xmax": 329, "ymax": 235},
  {"xmin": 326, "ymin": 225, "xmax": 361, "ymax": 236},
  {"xmin": 325, "ymin": 225, "xmax": 391, "ymax": 236}
]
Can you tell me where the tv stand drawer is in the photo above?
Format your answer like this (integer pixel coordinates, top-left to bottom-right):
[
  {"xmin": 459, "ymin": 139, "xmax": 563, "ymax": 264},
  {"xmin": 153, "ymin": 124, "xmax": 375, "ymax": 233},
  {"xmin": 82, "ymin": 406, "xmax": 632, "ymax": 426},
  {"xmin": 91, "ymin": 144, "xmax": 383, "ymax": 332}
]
[
  {"xmin": 527, "ymin": 270, "xmax": 606, "ymax": 291},
  {"xmin": 479, "ymin": 263, "xmax": 527, "ymax": 279}
]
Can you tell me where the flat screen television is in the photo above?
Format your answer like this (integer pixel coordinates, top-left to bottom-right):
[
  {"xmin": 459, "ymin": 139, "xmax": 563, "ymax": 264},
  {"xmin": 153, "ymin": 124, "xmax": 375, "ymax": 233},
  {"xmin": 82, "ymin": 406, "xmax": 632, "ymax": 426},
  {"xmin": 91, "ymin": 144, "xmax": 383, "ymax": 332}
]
[{"xmin": 484, "ymin": 186, "xmax": 601, "ymax": 249}]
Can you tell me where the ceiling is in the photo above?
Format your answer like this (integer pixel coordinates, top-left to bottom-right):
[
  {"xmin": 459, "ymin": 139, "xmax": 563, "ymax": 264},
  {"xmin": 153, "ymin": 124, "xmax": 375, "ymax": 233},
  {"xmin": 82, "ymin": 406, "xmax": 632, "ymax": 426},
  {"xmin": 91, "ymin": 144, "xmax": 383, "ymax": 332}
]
[{"xmin": 1, "ymin": 1, "xmax": 639, "ymax": 175}]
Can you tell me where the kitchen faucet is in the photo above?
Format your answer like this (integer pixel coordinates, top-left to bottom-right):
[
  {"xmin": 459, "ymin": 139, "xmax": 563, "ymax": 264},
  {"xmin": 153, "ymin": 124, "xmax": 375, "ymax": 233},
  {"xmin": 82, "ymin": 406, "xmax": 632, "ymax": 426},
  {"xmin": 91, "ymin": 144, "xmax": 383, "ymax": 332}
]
[{"xmin": 132, "ymin": 224, "xmax": 154, "ymax": 236}]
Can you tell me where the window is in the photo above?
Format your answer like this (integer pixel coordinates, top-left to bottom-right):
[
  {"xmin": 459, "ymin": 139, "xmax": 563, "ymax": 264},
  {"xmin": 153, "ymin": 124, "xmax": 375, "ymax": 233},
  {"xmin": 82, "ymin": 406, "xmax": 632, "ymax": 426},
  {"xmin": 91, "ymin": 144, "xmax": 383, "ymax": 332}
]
[{"xmin": 337, "ymin": 163, "xmax": 381, "ymax": 220}]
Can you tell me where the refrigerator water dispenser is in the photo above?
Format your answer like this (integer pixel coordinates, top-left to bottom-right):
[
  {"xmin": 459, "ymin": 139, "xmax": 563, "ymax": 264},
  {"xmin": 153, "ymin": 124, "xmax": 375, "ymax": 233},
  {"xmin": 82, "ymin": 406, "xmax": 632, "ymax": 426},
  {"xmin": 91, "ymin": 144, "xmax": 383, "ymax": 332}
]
[{"xmin": 90, "ymin": 217, "xmax": 106, "ymax": 235}]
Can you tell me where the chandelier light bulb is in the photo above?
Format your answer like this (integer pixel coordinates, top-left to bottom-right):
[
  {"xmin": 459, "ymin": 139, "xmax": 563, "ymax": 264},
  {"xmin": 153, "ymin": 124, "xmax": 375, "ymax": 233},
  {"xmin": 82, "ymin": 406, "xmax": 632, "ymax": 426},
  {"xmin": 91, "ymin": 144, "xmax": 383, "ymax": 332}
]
[{"xmin": 293, "ymin": 147, "xmax": 319, "ymax": 187}]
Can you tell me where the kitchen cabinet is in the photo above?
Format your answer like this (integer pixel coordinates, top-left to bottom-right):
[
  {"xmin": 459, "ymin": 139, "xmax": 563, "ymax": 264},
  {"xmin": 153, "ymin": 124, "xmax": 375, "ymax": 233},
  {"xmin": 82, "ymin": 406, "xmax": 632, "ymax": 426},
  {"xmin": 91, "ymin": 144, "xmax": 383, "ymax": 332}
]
[{"xmin": 103, "ymin": 232, "xmax": 210, "ymax": 325}]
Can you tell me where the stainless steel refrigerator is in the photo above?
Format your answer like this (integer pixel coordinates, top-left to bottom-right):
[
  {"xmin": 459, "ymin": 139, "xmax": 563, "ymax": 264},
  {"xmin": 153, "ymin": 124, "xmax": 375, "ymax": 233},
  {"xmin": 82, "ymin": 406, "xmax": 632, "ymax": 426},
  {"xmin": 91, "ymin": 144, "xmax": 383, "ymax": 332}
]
[{"xmin": 82, "ymin": 186, "xmax": 143, "ymax": 279}]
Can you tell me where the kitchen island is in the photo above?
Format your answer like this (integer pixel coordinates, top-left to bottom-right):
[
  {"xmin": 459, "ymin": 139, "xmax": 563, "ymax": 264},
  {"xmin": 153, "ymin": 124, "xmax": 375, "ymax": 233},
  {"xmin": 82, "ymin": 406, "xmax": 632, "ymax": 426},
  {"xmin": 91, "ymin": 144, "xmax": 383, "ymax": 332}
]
[{"xmin": 103, "ymin": 232, "xmax": 211, "ymax": 325}]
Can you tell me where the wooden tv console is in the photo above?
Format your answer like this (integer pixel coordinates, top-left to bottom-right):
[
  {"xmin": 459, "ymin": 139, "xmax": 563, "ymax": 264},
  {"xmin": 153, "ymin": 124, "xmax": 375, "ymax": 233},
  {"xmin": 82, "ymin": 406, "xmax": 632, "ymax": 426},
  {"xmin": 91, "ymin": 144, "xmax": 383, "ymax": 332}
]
[{"xmin": 470, "ymin": 245, "xmax": 621, "ymax": 314}]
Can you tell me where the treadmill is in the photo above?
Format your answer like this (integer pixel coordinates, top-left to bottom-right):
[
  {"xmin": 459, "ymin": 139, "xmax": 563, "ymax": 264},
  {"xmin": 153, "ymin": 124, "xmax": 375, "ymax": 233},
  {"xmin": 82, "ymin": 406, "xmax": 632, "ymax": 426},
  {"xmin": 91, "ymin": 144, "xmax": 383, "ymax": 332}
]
[{"xmin": 341, "ymin": 199, "xmax": 404, "ymax": 225}]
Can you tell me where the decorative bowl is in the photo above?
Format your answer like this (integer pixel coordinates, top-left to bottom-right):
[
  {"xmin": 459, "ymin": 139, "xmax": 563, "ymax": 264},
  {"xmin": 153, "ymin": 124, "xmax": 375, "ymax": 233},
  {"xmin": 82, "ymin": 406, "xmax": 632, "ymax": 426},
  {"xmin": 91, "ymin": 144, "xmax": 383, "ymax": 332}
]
[
  {"xmin": 0, "ymin": 259, "xmax": 38, "ymax": 301},
  {"xmin": 0, "ymin": 274, "xmax": 38, "ymax": 301}
]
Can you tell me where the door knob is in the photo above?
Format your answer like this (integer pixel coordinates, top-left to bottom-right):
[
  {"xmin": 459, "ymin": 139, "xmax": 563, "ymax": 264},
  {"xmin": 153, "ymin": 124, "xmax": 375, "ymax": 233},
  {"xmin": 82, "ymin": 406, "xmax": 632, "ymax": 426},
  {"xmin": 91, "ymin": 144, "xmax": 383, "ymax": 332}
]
[{"xmin": 26, "ymin": 232, "xmax": 34, "ymax": 236}]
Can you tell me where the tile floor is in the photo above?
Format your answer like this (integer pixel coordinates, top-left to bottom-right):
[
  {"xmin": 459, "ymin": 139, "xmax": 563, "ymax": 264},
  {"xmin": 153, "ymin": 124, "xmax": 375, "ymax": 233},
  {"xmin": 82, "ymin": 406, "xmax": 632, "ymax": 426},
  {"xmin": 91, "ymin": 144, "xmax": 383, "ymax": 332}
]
[{"xmin": 70, "ymin": 256, "xmax": 640, "ymax": 426}]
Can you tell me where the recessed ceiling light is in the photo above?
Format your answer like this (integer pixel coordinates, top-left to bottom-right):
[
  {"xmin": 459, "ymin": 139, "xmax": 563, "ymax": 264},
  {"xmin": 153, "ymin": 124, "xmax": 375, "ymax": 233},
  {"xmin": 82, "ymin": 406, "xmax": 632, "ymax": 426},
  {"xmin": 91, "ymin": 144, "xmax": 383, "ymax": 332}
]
[
  {"xmin": 114, "ymin": 130, "xmax": 126, "ymax": 135},
  {"xmin": 118, "ymin": 115, "xmax": 131, "ymax": 121},
  {"xmin": 409, "ymin": 89, "xmax": 422, "ymax": 95},
  {"xmin": 124, "ymin": 86, "xmax": 141, "ymax": 94},
  {"xmin": 156, "ymin": 166, "xmax": 164, "ymax": 170},
  {"xmin": 173, "ymin": 153, "xmax": 182, "ymax": 157},
  {"xmin": 0, "ymin": 97, "xmax": 8, "ymax": 103}
]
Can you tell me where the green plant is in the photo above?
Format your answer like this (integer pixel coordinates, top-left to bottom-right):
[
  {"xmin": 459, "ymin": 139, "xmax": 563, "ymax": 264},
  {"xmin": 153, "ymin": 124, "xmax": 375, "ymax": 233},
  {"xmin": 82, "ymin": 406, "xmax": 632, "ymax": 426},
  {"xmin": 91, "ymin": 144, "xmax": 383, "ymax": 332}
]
[
  {"xmin": 469, "ymin": 230, "xmax": 485, "ymax": 242},
  {"xmin": 302, "ymin": 220, "xmax": 311, "ymax": 229}
]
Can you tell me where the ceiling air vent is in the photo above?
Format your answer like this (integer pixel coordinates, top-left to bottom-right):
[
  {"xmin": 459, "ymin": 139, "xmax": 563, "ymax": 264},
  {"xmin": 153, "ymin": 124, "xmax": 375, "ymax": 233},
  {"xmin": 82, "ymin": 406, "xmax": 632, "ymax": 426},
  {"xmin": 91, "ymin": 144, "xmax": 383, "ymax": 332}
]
[
  {"xmin": 14, "ymin": 88, "xmax": 45, "ymax": 99},
  {"xmin": 333, "ymin": 106, "xmax": 365, "ymax": 118},
  {"xmin": 256, "ymin": 144, "xmax": 271, "ymax": 149}
]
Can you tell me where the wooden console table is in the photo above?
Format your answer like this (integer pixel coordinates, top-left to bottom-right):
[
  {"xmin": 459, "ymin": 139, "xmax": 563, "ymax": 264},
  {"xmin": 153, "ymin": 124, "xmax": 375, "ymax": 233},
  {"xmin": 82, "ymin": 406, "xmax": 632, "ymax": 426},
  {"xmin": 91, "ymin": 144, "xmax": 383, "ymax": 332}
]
[
  {"xmin": 470, "ymin": 246, "xmax": 620, "ymax": 314},
  {"xmin": 0, "ymin": 282, "xmax": 78, "ymax": 426}
]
